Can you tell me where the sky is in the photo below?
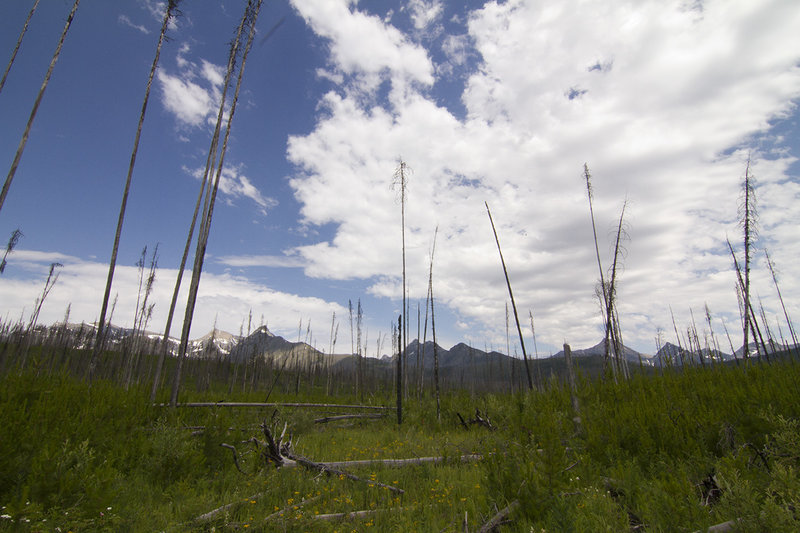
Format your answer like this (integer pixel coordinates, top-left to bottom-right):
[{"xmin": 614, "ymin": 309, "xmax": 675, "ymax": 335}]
[{"xmin": 0, "ymin": 0, "xmax": 798, "ymax": 358}]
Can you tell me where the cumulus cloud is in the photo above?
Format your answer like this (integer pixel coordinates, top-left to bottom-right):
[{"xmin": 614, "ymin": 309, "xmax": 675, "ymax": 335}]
[
  {"xmin": 290, "ymin": 0, "xmax": 434, "ymax": 94},
  {"xmin": 286, "ymin": 0, "xmax": 800, "ymax": 352},
  {"xmin": 407, "ymin": 0, "xmax": 444, "ymax": 32},
  {"xmin": 157, "ymin": 47, "xmax": 227, "ymax": 128},
  {"xmin": 157, "ymin": 70, "xmax": 215, "ymax": 127}
]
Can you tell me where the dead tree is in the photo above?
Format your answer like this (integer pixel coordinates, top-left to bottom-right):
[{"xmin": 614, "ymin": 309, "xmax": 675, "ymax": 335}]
[{"xmin": 486, "ymin": 202, "xmax": 534, "ymax": 390}]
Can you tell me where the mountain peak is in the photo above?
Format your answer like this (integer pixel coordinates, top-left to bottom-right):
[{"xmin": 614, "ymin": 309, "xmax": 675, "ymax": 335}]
[{"xmin": 250, "ymin": 325, "xmax": 274, "ymax": 337}]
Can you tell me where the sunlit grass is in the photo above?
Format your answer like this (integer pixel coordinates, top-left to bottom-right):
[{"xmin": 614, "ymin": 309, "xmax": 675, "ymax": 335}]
[{"xmin": 1, "ymin": 355, "xmax": 799, "ymax": 531}]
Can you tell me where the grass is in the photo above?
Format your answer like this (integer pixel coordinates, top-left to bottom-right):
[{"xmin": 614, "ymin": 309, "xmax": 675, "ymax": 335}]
[{"xmin": 1, "ymin": 353, "xmax": 799, "ymax": 531}]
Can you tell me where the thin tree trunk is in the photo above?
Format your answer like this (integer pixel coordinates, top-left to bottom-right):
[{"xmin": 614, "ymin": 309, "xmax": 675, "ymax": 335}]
[
  {"xmin": 170, "ymin": 0, "xmax": 261, "ymax": 406},
  {"xmin": 420, "ymin": 276, "xmax": 431, "ymax": 398},
  {"xmin": 415, "ymin": 302, "xmax": 421, "ymax": 397},
  {"xmin": 150, "ymin": 155, "xmax": 210, "ymax": 401},
  {"xmin": 0, "ymin": 0, "xmax": 40, "ymax": 94},
  {"xmin": 171, "ymin": 4, "xmax": 249, "ymax": 404},
  {"xmin": 529, "ymin": 309, "xmax": 542, "ymax": 390},
  {"xmin": 563, "ymin": 344, "xmax": 582, "ymax": 434},
  {"xmin": 605, "ymin": 200, "xmax": 628, "ymax": 380},
  {"xmin": 393, "ymin": 160, "xmax": 409, "ymax": 400},
  {"xmin": 485, "ymin": 202, "xmax": 533, "ymax": 390},
  {"xmin": 727, "ymin": 238, "xmax": 765, "ymax": 360},
  {"xmin": 669, "ymin": 305, "xmax": 686, "ymax": 367},
  {"xmin": 396, "ymin": 315, "xmax": 402, "ymax": 425},
  {"xmin": 0, "ymin": 0, "xmax": 80, "ymax": 214},
  {"xmin": 428, "ymin": 227, "xmax": 440, "ymax": 421},
  {"xmin": 584, "ymin": 164, "xmax": 612, "ymax": 367},
  {"xmin": 22, "ymin": 262, "xmax": 61, "ymax": 368},
  {"xmin": 91, "ymin": 0, "xmax": 177, "ymax": 380},
  {"xmin": 741, "ymin": 156, "xmax": 756, "ymax": 359},
  {"xmin": 765, "ymin": 249, "xmax": 798, "ymax": 351}
]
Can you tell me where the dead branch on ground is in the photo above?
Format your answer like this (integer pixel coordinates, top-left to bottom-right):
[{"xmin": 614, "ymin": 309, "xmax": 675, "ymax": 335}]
[
  {"xmin": 457, "ymin": 408, "xmax": 496, "ymax": 431},
  {"xmin": 477, "ymin": 500, "xmax": 520, "ymax": 533},
  {"xmin": 220, "ymin": 443, "xmax": 246, "ymax": 474}
]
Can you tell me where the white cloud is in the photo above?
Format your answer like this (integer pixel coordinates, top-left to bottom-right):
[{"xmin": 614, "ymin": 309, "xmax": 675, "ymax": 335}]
[
  {"xmin": 290, "ymin": 0, "xmax": 434, "ymax": 93},
  {"xmin": 176, "ymin": 42, "xmax": 192, "ymax": 70},
  {"xmin": 200, "ymin": 59, "xmax": 226, "ymax": 89},
  {"xmin": 118, "ymin": 14, "xmax": 150, "ymax": 35},
  {"xmin": 184, "ymin": 165, "xmax": 277, "ymax": 214},
  {"xmin": 215, "ymin": 254, "xmax": 307, "ymax": 268},
  {"xmin": 157, "ymin": 69, "xmax": 215, "ymax": 127},
  {"xmin": 441, "ymin": 34, "xmax": 471, "ymax": 66},
  {"xmin": 407, "ymin": 0, "xmax": 444, "ymax": 31},
  {"xmin": 157, "ymin": 45, "xmax": 229, "ymax": 129},
  {"xmin": 286, "ymin": 0, "xmax": 800, "ymax": 353},
  {"xmin": 0, "ymin": 250, "xmax": 346, "ymax": 342}
]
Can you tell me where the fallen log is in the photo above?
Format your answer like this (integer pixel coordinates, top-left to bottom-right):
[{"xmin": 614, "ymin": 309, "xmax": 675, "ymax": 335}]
[
  {"xmin": 194, "ymin": 492, "xmax": 264, "ymax": 522},
  {"xmin": 285, "ymin": 451, "xmax": 405, "ymax": 495},
  {"xmin": 264, "ymin": 494, "xmax": 321, "ymax": 521},
  {"xmin": 313, "ymin": 508, "xmax": 385, "ymax": 521},
  {"xmin": 694, "ymin": 518, "xmax": 743, "ymax": 533},
  {"xmin": 259, "ymin": 421, "xmax": 404, "ymax": 494},
  {"xmin": 256, "ymin": 453, "xmax": 483, "ymax": 470},
  {"xmin": 156, "ymin": 401, "xmax": 392, "ymax": 410},
  {"xmin": 478, "ymin": 500, "xmax": 520, "ymax": 533},
  {"xmin": 315, "ymin": 413, "xmax": 385, "ymax": 423},
  {"xmin": 294, "ymin": 454, "xmax": 482, "ymax": 469}
]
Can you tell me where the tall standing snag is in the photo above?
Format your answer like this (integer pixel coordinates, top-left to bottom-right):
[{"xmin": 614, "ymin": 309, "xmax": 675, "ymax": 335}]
[
  {"xmin": 584, "ymin": 164, "xmax": 612, "ymax": 367},
  {"xmin": 485, "ymin": 202, "xmax": 533, "ymax": 390},
  {"xmin": 91, "ymin": 0, "xmax": 180, "ymax": 381},
  {"xmin": 0, "ymin": 0, "xmax": 80, "ymax": 215},
  {"xmin": 738, "ymin": 156, "xmax": 758, "ymax": 358},
  {"xmin": 605, "ymin": 199, "xmax": 629, "ymax": 379},
  {"xmin": 765, "ymin": 249, "xmax": 798, "ymax": 354},
  {"xmin": 428, "ymin": 227, "xmax": 441, "ymax": 421},
  {"xmin": 392, "ymin": 159, "xmax": 409, "ymax": 399},
  {"xmin": 170, "ymin": 0, "xmax": 262, "ymax": 406}
]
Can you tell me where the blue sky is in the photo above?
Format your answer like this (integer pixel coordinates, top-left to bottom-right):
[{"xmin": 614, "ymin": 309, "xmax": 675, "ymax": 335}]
[{"xmin": 1, "ymin": 0, "xmax": 799, "ymax": 357}]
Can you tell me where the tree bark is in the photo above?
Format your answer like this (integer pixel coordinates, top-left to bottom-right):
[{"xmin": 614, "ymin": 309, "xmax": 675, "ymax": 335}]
[{"xmin": 0, "ymin": 0, "xmax": 40, "ymax": 94}]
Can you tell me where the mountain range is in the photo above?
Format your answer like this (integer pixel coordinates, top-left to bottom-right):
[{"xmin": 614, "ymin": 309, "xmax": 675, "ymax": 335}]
[{"xmin": 30, "ymin": 321, "xmax": 797, "ymax": 373}]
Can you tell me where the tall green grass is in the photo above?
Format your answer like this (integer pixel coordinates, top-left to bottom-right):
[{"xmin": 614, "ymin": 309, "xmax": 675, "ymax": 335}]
[{"xmin": 1, "ymin": 355, "xmax": 798, "ymax": 531}]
